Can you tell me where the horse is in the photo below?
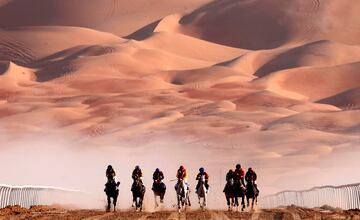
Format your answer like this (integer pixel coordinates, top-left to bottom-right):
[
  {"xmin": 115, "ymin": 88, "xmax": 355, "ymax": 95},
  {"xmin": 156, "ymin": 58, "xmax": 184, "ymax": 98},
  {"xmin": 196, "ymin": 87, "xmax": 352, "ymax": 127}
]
[
  {"xmin": 234, "ymin": 179, "xmax": 246, "ymax": 211},
  {"xmin": 176, "ymin": 179, "xmax": 191, "ymax": 212},
  {"xmin": 224, "ymin": 178, "xmax": 238, "ymax": 211},
  {"xmin": 152, "ymin": 179, "xmax": 166, "ymax": 208},
  {"xmin": 104, "ymin": 179, "xmax": 120, "ymax": 212},
  {"xmin": 131, "ymin": 176, "xmax": 145, "ymax": 212},
  {"xmin": 246, "ymin": 180, "xmax": 259, "ymax": 210},
  {"xmin": 196, "ymin": 175, "xmax": 208, "ymax": 210}
]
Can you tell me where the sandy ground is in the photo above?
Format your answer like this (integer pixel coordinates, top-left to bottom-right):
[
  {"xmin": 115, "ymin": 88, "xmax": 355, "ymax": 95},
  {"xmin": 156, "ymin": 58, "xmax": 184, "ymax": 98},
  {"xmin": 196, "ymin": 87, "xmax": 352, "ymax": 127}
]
[
  {"xmin": 1, "ymin": 206, "xmax": 360, "ymax": 220},
  {"xmin": 0, "ymin": 0, "xmax": 360, "ymax": 210}
]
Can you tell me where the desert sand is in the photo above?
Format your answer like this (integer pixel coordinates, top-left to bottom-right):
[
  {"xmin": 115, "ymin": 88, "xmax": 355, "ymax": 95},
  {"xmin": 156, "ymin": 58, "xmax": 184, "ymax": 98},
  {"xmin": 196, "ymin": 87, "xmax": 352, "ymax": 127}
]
[
  {"xmin": 0, "ymin": 0, "xmax": 359, "ymax": 211},
  {"xmin": 1, "ymin": 205, "xmax": 360, "ymax": 220}
]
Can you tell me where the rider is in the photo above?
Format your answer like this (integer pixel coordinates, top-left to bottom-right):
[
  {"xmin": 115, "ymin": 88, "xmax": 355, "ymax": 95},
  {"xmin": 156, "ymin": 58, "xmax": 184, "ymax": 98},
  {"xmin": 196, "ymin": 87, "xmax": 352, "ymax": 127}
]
[
  {"xmin": 152, "ymin": 168, "xmax": 165, "ymax": 190},
  {"xmin": 131, "ymin": 165, "xmax": 143, "ymax": 191},
  {"xmin": 175, "ymin": 165, "xmax": 189, "ymax": 190},
  {"xmin": 245, "ymin": 167, "xmax": 259, "ymax": 194},
  {"xmin": 195, "ymin": 167, "xmax": 209, "ymax": 193},
  {"xmin": 105, "ymin": 165, "xmax": 120, "ymax": 191},
  {"xmin": 223, "ymin": 169, "xmax": 234, "ymax": 192},
  {"xmin": 226, "ymin": 169, "xmax": 234, "ymax": 182},
  {"xmin": 234, "ymin": 164, "xmax": 245, "ymax": 187},
  {"xmin": 106, "ymin": 165, "xmax": 116, "ymax": 183}
]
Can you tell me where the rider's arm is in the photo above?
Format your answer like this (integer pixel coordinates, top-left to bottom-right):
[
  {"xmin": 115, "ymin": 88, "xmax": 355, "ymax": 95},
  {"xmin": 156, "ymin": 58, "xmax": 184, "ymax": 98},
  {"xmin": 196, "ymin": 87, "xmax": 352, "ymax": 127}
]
[{"xmin": 241, "ymin": 177, "xmax": 245, "ymax": 186}]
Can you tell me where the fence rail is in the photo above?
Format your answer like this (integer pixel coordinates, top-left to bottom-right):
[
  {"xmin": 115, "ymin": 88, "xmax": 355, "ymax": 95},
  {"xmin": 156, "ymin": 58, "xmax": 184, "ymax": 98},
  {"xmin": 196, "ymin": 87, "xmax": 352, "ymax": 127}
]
[
  {"xmin": 0, "ymin": 184, "xmax": 80, "ymax": 208},
  {"xmin": 260, "ymin": 183, "xmax": 360, "ymax": 210}
]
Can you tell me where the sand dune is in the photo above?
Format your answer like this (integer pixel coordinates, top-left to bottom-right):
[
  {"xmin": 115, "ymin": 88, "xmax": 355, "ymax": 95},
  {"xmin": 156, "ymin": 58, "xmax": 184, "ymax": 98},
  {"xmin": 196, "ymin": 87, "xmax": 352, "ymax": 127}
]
[
  {"xmin": 174, "ymin": 0, "xmax": 360, "ymax": 49},
  {"xmin": 0, "ymin": 0, "xmax": 359, "ymax": 205},
  {"xmin": 318, "ymin": 87, "xmax": 360, "ymax": 110},
  {"xmin": 257, "ymin": 62, "xmax": 360, "ymax": 101},
  {"xmin": 0, "ymin": 26, "xmax": 123, "ymax": 64},
  {"xmin": 0, "ymin": 0, "xmax": 211, "ymax": 36}
]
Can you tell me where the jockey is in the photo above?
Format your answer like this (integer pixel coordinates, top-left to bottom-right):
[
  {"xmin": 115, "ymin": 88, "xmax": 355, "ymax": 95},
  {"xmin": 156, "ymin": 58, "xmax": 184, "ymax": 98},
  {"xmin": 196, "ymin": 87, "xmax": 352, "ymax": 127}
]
[
  {"xmin": 132, "ymin": 165, "xmax": 143, "ymax": 182},
  {"xmin": 177, "ymin": 165, "xmax": 188, "ymax": 180},
  {"xmin": 105, "ymin": 165, "xmax": 119, "ymax": 192},
  {"xmin": 245, "ymin": 167, "xmax": 259, "ymax": 194},
  {"xmin": 195, "ymin": 167, "xmax": 209, "ymax": 193},
  {"xmin": 152, "ymin": 168, "xmax": 165, "ymax": 190},
  {"xmin": 223, "ymin": 169, "xmax": 234, "ymax": 192},
  {"xmin": 106, "ymin": 165, "xmax": 116, "ymax": 182},
  {"xmin": 226, "ymin": 169, "xmax": 234, "ymax": 182},
  {"xmin": 175, "ymin": 165, "xmax": 189, "ymax": 190},
  {"xmin": 131, "ymin": 165, "xmax": 143, "ymax": 191},
  {"xmin": 234, "ymin": 164, "xmax": 245, "ymax": 187}
]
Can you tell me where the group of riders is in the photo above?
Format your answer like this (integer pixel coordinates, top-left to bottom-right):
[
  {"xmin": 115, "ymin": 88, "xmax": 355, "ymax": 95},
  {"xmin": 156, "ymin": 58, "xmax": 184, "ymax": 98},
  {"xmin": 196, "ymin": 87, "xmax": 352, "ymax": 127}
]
[
  {"xmin": 104, "ymin": 163, "xmax": 259, "ymax": 210},
  {"xmin": 224, "ymin": 164, "xmax": 259, "ymax": 193}
]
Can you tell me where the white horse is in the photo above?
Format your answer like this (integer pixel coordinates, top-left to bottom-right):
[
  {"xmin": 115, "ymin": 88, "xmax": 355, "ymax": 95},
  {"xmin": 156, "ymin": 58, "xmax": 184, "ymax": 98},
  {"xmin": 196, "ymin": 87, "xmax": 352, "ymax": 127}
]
[
  {"xmin": 176, "ymin": 179, "xmax": 190, "ymax": 212},
  {"xmin": 196, "ymin": 174, "xmax": 208, "ymax": 210}
]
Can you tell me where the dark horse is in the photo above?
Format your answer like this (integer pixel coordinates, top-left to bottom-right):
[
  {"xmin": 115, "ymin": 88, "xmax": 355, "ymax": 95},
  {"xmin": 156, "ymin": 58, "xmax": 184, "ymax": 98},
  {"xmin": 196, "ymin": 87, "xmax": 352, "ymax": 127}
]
[
  {"xmin": 152, "ymin": 179, "xmax": 166, "ymax": 208},
  {"xmin": 131, "ymin": 175, "xmax": 146, "ymax": 212},
  {"xmin": 234, "ymin": 179, "xmax": 246, "ymax": 211},
  {"xmin": 246, "ymin": 180, "xmax": 259, "ymax": 210},
  {"xmin": 104, "ymin": 179, "xmax": 120, "ymax": 212},
  {"xmin": 224, "ymin": 178, "xmax": 238, "ymax": 211}
]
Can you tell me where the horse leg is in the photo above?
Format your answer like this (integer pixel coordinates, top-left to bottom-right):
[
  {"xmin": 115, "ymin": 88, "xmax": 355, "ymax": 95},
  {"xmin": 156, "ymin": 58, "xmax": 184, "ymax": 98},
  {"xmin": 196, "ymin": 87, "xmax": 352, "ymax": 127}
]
[
  {"xmin": 177, "ymin": 195, "xmax": 181, "ymax": 212},
  {"xmin": 226, "ymin": 197, "xmax": 230, "ymax": 211},
  {"xmin": 132, "ymin": 192, "xmax": 135, "ymax": 207},
  {"xmin": 252, "ymin": 197, "xmax": 255, "ymax": 210},
  {"xmin": 204, "ymin": 191, "xmax": 207, "ymax": 207},
  {"xmin": 106, "ymin": 196, "xmax": 111, "ymax": 211},
  {"xmin": 246, "ymin": 196, "xmax": 250, "ymax": 207},
  {"xmin": 113, "ymin": 195, "xmax": 118, "ymax": 212},
  {"xmin": 187, "ymin": 192, "xmax": 191, "ymax": 207},
  {"xmin": 160, "ymin": 192, "xmax": 164, "ymax": 203},
  {"xmin": 154, "ymin": 193, "xmax": 158, "ymax": 208},
  {"xmin": 140, "ymin": 196, "xmax": 143, "ymax": 212}
]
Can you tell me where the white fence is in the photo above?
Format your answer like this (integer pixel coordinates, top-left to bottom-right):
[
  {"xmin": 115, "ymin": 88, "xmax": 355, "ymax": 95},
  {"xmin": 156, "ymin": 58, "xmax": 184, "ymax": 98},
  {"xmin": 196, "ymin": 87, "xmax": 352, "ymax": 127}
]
[
  {"xmin": 0, "ymin": 184, "xmax": 81, "ymax": 208},
  {"xmin": 260, "ymin": 183, "xmax": 360, "ymax": 210}
]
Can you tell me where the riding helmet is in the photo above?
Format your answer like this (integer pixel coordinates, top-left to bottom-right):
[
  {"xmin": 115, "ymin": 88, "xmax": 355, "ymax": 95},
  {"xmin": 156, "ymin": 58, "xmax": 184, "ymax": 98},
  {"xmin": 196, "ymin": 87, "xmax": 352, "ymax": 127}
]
[
  {"xmin": 236, "ymin": 164, "xmax": 241, "ymax": 169},
  {"xmin": 199, "ymin": 167, "xmax": 204, "ymax": 173}
]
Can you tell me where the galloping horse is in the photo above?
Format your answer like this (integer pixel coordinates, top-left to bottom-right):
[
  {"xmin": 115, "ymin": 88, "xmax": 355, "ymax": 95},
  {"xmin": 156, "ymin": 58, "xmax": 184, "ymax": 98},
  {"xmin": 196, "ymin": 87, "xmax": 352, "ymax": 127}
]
[
  {"xmin": 104, "ymin": 179, "xmax": 120, "ymax": 212},
  {"xmin": 196, "ymin": 174, "xmax": 208, "ymax": 210},
  {"xmin": 176, "ymin": 179, "xmax": 191, "ymax": 212},
  {"xmin": 246, "ymin": 180, "xmax": 258, "ymax": 210},
  {"xmin": 152, "ymin": 179, "xmax": 166, "ymax": 208},
  {"xmin": 131, "ymin": 175, "xmax": 145, "ymax": 212},
  {"xmin": 234, "ymin": 179, "xmax": 246, "ymax": 211},
  {"xmin": 224, "ymin": 178, "xmax": 238, "ymax": 211}
]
